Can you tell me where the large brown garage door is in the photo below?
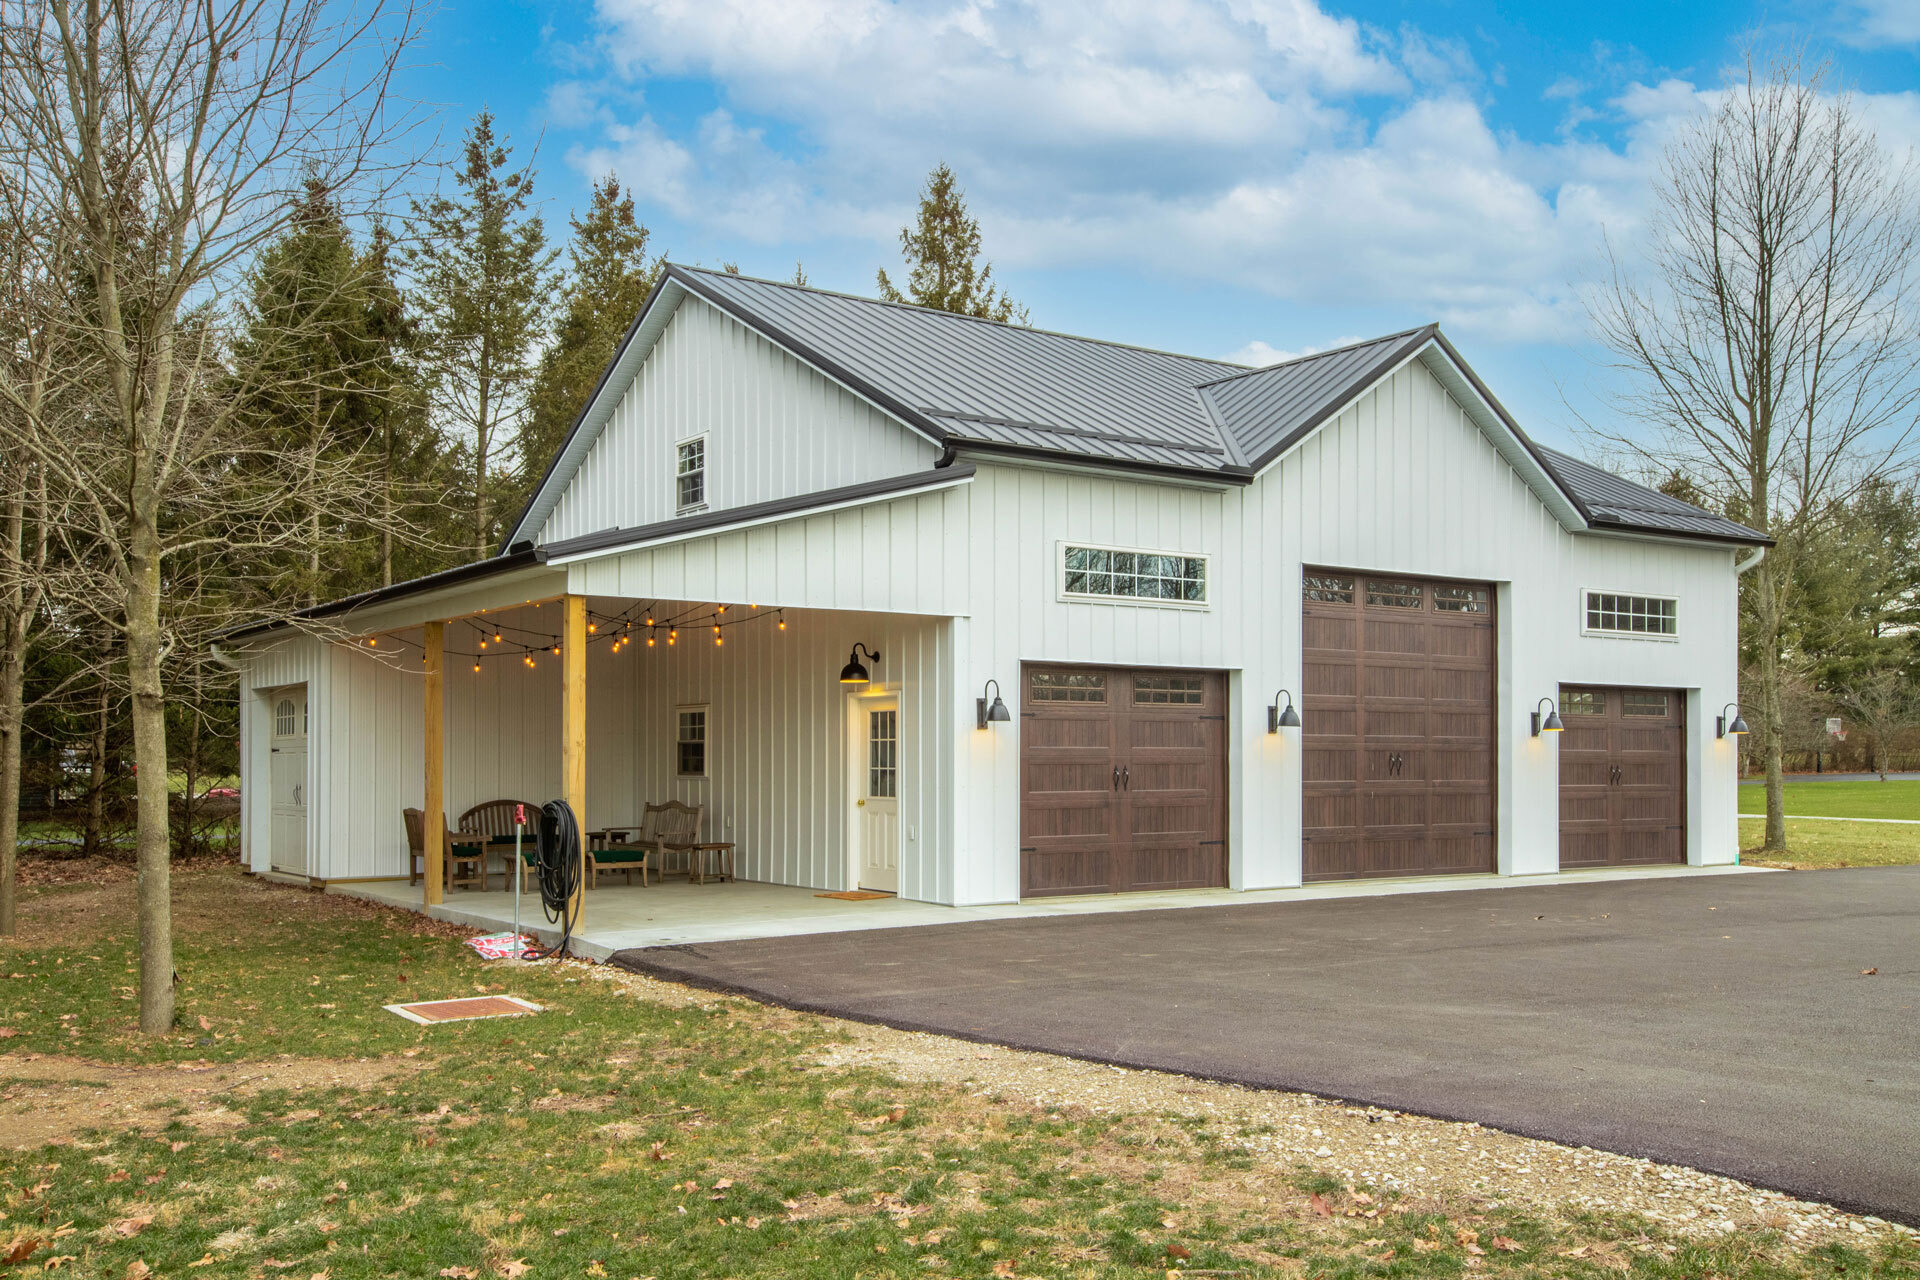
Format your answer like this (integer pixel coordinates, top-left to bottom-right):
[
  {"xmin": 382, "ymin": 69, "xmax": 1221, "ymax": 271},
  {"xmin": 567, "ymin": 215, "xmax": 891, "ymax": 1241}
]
[
  {"xmin": 1301, "ymin": 570, "xmax": 1496, "ymax": 881},
  {"xmin": 1558, "ymin": 687, "xmax": 1687, "ymax": 867},
  {"xmin": 1020, "ymin": 666, "xmax": 1228, "ymax": 897}
]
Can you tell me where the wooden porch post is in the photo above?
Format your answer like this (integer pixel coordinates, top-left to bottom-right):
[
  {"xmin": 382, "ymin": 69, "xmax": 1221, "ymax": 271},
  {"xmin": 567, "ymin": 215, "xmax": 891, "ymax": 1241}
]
[
  {"xmin": 563, "ymin": 595, "xmax": 587, "ymax": 923},
  {"xmin": 423, "ymin": 620, "xmax": 445, "ymax": 905}
]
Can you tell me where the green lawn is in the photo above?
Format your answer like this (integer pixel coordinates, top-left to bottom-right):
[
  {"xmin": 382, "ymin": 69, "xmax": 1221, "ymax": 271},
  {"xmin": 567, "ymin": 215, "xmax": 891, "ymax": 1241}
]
[
  {"xmin": 2, "ymin": 868, "xmax": 1915, "ymax": 1279},
  {"xmin": 1739, "ymin": 816, "xmax": 1920, "ymax": 869},
  {"xmin": 1737, "ymin": 779, "xmax": 1920, "ymax": 819}
]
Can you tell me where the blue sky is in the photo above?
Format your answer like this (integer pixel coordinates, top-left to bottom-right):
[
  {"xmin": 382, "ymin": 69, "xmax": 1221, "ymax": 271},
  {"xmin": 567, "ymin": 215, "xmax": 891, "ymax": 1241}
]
[{"xmin": 395, "ymin": 0, "xmax": 1920, "ymax": 452}]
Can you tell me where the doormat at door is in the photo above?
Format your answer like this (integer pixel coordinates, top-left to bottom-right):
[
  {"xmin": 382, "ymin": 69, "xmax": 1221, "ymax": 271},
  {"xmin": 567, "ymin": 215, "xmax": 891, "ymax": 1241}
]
[
  {"xmin": 815, "ymin": 890, "xmax": 894, "ymax": 901},
  {"xmin": 385, "ymin": 995, "xmax": 542, "ymax": 1025}
]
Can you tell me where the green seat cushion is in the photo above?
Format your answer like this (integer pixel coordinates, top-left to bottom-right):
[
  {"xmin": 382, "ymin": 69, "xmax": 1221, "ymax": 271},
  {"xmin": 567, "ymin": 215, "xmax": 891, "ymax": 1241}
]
[{"xmin": 592, "ymin": 845, "xmax": 650, "ymax": 865}]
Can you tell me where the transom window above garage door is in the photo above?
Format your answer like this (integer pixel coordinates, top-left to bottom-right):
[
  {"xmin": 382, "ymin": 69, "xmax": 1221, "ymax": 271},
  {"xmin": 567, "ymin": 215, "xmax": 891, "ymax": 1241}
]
[
  {"xmin": 1585, "ymin": 591, "xmax": 1678, "ymax": 638},
  {"xmin": 1030, "ymin": 670, "xmax": 1106, "ymax": 702},
  {"xmin": 1061, "ymin": 544, "xmax": 1207, "ymax": 605}
]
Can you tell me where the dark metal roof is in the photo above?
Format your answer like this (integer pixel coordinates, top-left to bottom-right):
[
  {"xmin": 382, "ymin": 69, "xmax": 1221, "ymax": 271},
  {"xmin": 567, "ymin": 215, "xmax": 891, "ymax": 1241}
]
[
  {"xmin": 506, "ymin": 262, "xmax": 1768, "ymax": 549},
  {"xmin": 217, "ymin": 545, "xmax": 555, "ymax": 642},
  {"xmin": 1535, "ymin": 446, "xmax": 1771, "ymax": 546},
  {"xmin": 1198, "ymin": 326, "xmax": 1435, "ymax": 468},
  {"xmin": 542, "ymin": 464, "xmax": 977, "ymax": 560}
]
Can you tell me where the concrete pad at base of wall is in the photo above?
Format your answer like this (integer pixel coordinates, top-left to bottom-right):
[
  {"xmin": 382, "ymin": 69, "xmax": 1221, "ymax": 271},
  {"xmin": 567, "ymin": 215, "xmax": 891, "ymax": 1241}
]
[{"xmin": 331, "ymin": 862, "xmax": 1772, "ymax": 961}]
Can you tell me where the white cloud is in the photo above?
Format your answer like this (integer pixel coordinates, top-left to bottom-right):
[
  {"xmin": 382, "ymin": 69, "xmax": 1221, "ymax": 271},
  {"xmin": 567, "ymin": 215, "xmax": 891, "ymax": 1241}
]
[
  {"xmin": 1223, "ymin": 336, "xmax": 1366, "ymax": 365},
  {"xmin": 1841, "ymin": 0, "xmax": 1920, "ymax": 46},
  {"xmin": 561, "ymin": 0, "xmax": 1898, "ymax": 341}
]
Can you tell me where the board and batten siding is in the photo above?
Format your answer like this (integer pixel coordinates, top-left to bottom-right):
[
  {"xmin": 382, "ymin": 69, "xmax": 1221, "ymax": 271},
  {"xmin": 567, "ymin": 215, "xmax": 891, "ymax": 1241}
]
[
  {"xmin": 238, "ymin": 634, "xmax": 328, "ymax": 876},
  {"xmin": 539, "ymin": 295, "xmax": 940, "ymax": 547},
  {"xmin": 624, "ymin": 606, "xmax": 955, "ymax": 901},
  {"xmin": 946, "ymin": 356, "xmax": 1743, "ymax": 904}
]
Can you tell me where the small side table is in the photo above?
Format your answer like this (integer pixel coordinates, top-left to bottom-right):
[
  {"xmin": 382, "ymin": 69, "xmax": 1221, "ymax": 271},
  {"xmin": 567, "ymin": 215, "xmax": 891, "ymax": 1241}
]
[{"xmin": 669, "ymin": 842, "xmax": 735, "ymax": 885}]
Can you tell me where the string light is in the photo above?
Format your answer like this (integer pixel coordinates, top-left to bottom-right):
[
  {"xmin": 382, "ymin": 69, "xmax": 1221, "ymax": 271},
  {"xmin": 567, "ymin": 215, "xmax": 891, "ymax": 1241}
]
[
  {"xmin": 646, "ymin": 634, "xmax": 655, "ymax": 647},
  {"xmin": 714, "ymin": 634, "xmax": 724, "ymax": 647},
  {"xmin": 717, "ymin": 604, "xmax": 727, "ymax": 614},
  {"xmin": 494, "ymin": 632, "xmax": 502, "ymax": 643},
  {"xmin": 777, "ymin": 612, "xmax": 786, "ymax": 631},
  {"xmin": 472, "ymin": 661, "xmax": 481, "ymax": 674},
  {"xmin": 367, "ymin": 637, "xmax": 377, "ymax": 647}
]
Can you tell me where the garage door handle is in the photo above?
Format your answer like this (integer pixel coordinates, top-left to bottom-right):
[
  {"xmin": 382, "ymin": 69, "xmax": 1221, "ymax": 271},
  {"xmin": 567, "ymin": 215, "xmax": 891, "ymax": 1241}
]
[
  {"xmin": 1113, "ymin": 767, "xmax": 1121, "ymax": 791},
  {"xmin": 1122, "ymin": 765, "xmax": 1130, "ymax": 791}
]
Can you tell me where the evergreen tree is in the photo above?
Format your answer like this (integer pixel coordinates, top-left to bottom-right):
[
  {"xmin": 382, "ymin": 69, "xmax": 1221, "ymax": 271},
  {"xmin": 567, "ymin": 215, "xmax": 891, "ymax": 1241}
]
[
  {"xmin": 520, "ymin": 176, "xmax": 661, "ymax": 489},
  {"xmin": 405, "ymin": 110, "xmax": 559, "ymax": 559},
  {"xmin": 877, "ymin": 164, "xmax": 1027, "ymax": 323}
]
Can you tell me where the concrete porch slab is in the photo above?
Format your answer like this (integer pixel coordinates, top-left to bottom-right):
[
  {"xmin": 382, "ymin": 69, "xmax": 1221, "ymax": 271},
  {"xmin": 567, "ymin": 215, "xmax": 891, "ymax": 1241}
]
[{"xmin": 334, "ymin": 861, "xmax": 1772, "ymax": 961}]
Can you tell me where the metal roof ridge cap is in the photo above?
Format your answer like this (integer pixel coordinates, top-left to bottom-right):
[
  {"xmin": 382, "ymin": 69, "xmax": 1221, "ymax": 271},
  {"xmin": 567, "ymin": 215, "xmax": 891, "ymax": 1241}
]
[
  {"xmin": 1192, "ymin": 324, "xmax": 1435, "ymax": 389},
  {"xmin": 1240, "ymin": 325, "xmax": 1440, "ymax": 475},
  {"xmin": 674, "ymin": 262, "xmax": 1250, "ymax": 372}
]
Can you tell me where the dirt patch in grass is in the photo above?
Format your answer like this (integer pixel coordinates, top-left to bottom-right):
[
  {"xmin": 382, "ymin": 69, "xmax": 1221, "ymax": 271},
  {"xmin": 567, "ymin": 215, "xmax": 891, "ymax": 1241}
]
[{"xmin": 0, "ymin": 1052, "xmax": 423, "ymax": 1149}]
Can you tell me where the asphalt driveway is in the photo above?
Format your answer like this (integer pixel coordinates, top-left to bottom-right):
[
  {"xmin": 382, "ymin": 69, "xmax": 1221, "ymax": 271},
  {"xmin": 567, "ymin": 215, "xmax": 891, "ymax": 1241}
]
[{"xmin": 614, "ymin": 867, "xmax": 1920, "ymax": 1224}]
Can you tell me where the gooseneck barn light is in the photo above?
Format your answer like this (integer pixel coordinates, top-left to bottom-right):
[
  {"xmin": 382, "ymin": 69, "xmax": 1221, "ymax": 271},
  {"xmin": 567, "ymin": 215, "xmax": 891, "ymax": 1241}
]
[
  {"xmin": 977, "ymin": 678, "xmax": 1011, "ymax": 730},
  {"xmin": 839, "ymin": 642, "xmax": 882, "ymax": 686},
  {"xmin": 1530, "ymin": 696, "xmax": 1564, "ymax": 737},
  {"xmin": 1267, "ymin": 689, "xmax": 1301, "ymax": 733},
  {"xmin": 1716, "ymin": 703, "xmax": 1750, "ymax": 738}
]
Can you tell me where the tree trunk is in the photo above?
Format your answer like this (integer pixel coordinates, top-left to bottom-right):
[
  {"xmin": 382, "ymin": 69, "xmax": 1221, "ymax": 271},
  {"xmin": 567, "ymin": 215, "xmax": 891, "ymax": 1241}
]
[
  {"xmin": 127, "ymin": 526, "xmax": 174, "ymax": 1034},
  {"xmin": 1754, "ymin": 555, "xmax": 1788, "ymax": 851},
  {"xmin": 84, "ymin": 674, "xmax": 109, "ymax": 859},
  {"xmin": 0, "ymin": 610, "xmax": 23, "ymax": 936}
]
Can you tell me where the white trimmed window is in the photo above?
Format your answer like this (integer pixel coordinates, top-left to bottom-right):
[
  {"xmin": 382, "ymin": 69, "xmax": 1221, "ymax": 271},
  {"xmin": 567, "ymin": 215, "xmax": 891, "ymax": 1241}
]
[
  {"xmin": 1060, "ymin": 543, "xmax": 1208, "ymax": 606},
  {"xmin": 675, "ymin": 705, "xmax": 708, "ymax": 778},
  {"xmin": 675, "ymin": 437, "xmax": 706, "ymax": 513},
  {"xmin": 1584, "ymin": 590, "xmax": 1678, "ymax": 639}
]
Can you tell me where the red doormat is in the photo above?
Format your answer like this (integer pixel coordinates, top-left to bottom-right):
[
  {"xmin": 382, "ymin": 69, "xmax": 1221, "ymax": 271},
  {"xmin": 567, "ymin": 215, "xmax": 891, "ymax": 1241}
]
[
  {"xmin": 814, "ymin": 890, "xmax": 894, "ymax": 901},
  {"xmin": 384, "ymin": 995, "xmax": 542, "ymax": 1025}
]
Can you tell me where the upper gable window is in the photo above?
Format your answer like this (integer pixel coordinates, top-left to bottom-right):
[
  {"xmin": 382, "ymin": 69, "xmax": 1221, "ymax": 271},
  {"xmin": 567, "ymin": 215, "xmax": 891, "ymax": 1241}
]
[
  {"xmin": 676, "ymin": 437, "xmax": 706, "ymax": 514},
  {"xmin": 1060, "ymin": 543, "xmax": 1208, "ymax": 607},
  {"xmin": 1584, "ymin": 590, "xmax": 1678, "ymax": 639}
]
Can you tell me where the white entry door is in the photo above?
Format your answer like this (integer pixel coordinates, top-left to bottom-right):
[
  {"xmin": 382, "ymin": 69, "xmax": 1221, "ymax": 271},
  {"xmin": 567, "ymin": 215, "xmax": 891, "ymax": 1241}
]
[
  {"xmin": 857, "ymin": 698, "xmax": 900, "ymax": 893},
  {"xmin": 268, "ymin": 688, "xmax": 308, "ymax": 875}
]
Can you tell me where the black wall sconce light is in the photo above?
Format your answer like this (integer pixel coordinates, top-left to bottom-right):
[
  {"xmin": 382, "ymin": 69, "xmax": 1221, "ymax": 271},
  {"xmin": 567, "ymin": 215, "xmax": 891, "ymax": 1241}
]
[
  {"xmin": 1267, "ymin": 689, "xmax": 1301, "ymax": 733},
  {"xmin": 1716, "ymin": 703, "xmax": 1750, "ymax": 738},
  {"xmin": 1530, "ymin": 696, "xmax": 1564, "ymax": 737},
  {"xmin": 838, "ymin": 642, "xmax": 881, "ymax": 686},
  {"xmin": 977, "ymin": 678, "xmax": 1011, "ymax": 730}
]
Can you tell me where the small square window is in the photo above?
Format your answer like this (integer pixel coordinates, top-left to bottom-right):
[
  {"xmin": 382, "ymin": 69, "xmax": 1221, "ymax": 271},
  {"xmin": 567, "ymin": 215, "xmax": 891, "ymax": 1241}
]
[
  {"xmin": 1433, "ymin": 585, "xmax": 1489, "ymax": 613},
  {"xmin": 1133, "ymin": 674, "xmax": 1205, "ymax": 705},
  {"xmin": 1622, "ymin": 691, "xmax": 1671, "ymax": 717},
  {"xmin": 676, "ymin": 438, "xmax": 706, "ymax": 513},
  {"xmin": 1366, "ymin": 579, "xmax": 1423, "ymax": 608},
  {"xmin": 1303, "ymin": 573, "xmax": 1355, "ymax": 604},
  {"xmin": 1030, "ymin": 671, "xmax": 1106, "ymax": 703},
  {"xmin": 676, "ymin": 706, "xmax": 708, "ymax": 778},
  {"xmin": 1559, "ymin": 688, "xmax": 1603, "ymax": 717}
]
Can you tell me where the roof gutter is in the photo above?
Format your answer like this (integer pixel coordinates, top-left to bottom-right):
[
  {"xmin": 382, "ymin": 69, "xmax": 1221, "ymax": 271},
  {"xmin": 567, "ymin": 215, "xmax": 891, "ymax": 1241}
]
[{"xmin": 1735, "ymin": 545, "xmax": 1767, "ymax": 575}]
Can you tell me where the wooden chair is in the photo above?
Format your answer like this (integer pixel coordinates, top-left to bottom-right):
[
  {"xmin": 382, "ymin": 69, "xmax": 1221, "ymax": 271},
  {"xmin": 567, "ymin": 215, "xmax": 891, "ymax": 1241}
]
[
  {"xmin": 643, "ymin": 800, "xmax": 703, "ymax": 882},
  {"xmin": 403, "ymin": 807, "xmax": 487, "ymax": 891},
  {"xmin": 587, "ymin": 809, "xmax": 659, "ymax": 889},
  {"xmin": 457, "ymin": 799, "xmax": 540, "ymax": 888}
]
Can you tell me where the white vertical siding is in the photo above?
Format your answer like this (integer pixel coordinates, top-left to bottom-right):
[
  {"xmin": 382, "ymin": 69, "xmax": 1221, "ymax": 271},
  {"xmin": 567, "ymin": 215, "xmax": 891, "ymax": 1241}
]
[
  {"xmin": 540, "ymin": 297, "xmax": 940, "ymax": 546},
  {"xmin": 625, "ymin": 606, "xmax": 954, "ymax": 900},
  {"xmin": 946, "ymin": 359, "xmax": 1743, "ymax": 903}
]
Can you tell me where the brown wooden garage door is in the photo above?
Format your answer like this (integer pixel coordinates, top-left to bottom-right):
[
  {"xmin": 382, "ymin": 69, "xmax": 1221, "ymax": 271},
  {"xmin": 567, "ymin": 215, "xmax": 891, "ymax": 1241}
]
[
  {"xmin": 1020, "ymin": 665, "xmax": 1228, "ymax": 897},
  {"xmin": 1301, "ymin": 570, "xmax": 1496, "ymax": 881},
  {"xmin": 1557, "ymin": 686, "xmax": 1687, "ymax": 867}
]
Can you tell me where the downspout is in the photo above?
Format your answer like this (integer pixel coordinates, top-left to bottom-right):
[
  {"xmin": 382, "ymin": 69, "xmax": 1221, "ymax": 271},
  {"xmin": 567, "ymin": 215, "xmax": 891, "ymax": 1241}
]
[
  {"xmin": 1728, "ymin": 545, "xmax": 1766, "ymax": 866},
  {"xmin": 207, "ymin": 642, "xmax": 244, "ymax": 671}
]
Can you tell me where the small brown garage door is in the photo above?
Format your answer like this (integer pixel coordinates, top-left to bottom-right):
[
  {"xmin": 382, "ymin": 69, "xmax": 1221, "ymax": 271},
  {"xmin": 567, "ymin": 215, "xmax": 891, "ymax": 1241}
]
[
  {"xmin": 1020, "ymin": 665, "xmax": 1228, "ymax": 897},
  {"xmin": 1301, "ymin": 570, "xmax": 1496, "ymax": 881},
  {"xmin": 1558, "ymin": 687, "xmax": 1687, "ymax": 867}
]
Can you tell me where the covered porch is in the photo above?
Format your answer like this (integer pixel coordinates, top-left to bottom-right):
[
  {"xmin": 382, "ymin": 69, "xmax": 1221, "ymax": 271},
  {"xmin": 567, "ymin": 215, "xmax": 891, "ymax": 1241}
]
[{"xmin": 243, "ymin": 580, "xmax": 964, "ymax": 920}]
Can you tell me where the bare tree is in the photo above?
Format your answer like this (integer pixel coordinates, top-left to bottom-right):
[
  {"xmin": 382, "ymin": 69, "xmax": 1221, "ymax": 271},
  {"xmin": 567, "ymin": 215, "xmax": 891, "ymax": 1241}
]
[
  {"xmin": 1587, "ymin": 52, "xmax": 1920, "ymax": 851},
  {"xmin": 1833, "ymin": 668, "xmax": 1920, "ymax": 781},
  {"xmin": 0, "ymin": 0, "xmax": 421, "ymax": 1031}
]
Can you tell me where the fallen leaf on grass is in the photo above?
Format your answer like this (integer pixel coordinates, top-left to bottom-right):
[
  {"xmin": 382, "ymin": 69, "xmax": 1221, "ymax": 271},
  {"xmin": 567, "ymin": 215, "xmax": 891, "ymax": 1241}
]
[
  {"xmin": 711, "ymin": 1178, "xmax": 732, "ymax": 1190},
  {"xmin": 647, "ymin": 1143, "xmax": 668, "ymax": 1162},
  {"xmin": 584, "ymin": 1265, "xmax": 607, "ymax": 1279},
  {"xmin": 1862, "ymin": 968, "xmax": 1878, "ymax": 976},
  {"xmin": 1307, "ymin": 1193, "xmax": 1332, "ymax": 1217},
  {"xmin": 41, "ymin": 1257, "xmax": 77, "ymax": 1270},
  {"xmin": 1558, "ymin": 1245, "xmax": 1593, "ymax": 1259},
  {"xmin": 105, "ymin": 1170, "xmax": 130, "ymax": 1183},
  {"xmin": 1165, "ymin": 1243, "xmax": 1191, "ymax": 1260},
  {"xmin": 439, "ymin": 1268, "xmax": 478, "ymax": 1278},
  {"xmin": 110, "ymin": 1216, "xmax": 154, "ymax": 1238},
  {"xmin": 2, "ymin": 1237, "xmax": 39, "ymax": 1265},
  {"xmin": 497, "ymin": 1260, "xmax": 531, "ymax": 1278},
  {"xmin": 1490, "ymin": 1235, "xmax": 1523, "ymax": 1253},
  {"xmin": 188, "ymin": 1256, "xmax": 217, "ymax": 1268},
  {"xmin": 197, "ymin": 1015, "xmax": 212, "ymax": 1031},
  {"xmin": 124, "ymin": 1263, "xmax": 152, "ymax": 1280},
  {"xmin": 0, "ymin": 1028, "xmax": 16, "ymax": 1038},
  {"xmin": 1410, "ymin": 1239, "xmax": 1442, "ymax": 1253},
  {"xmin": 990, "ymin": 1263, "xmax": 1016, "ymax": 1278}
]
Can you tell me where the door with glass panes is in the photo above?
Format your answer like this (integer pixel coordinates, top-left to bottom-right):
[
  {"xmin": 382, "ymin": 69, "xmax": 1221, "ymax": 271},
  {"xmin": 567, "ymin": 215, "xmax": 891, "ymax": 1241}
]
[{"xmin": 857, "ymin": 697, "xmax": 900, "ymax": 892}]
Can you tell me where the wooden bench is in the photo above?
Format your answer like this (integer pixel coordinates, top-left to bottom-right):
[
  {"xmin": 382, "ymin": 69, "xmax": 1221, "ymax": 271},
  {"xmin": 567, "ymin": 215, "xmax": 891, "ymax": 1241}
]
[
  {"xmin": 588, "ymin": 800, "xmax": 703, "ymax": 888},
  {"xmin": 457, "ymin": 799, "xmax": 541, "ymax": 890}
]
